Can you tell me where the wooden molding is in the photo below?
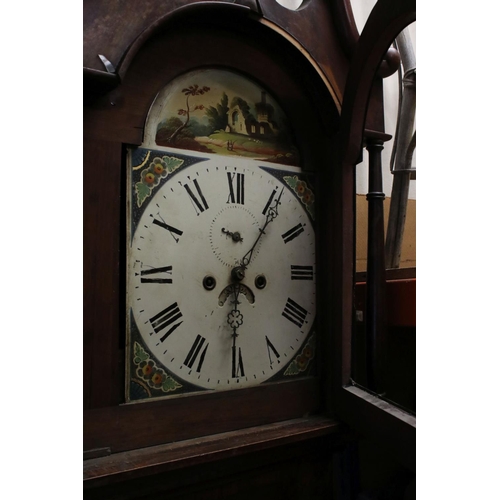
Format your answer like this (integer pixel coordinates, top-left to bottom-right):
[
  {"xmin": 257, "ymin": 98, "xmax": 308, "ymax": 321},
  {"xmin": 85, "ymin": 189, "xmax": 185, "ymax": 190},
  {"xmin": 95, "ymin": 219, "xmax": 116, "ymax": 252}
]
[
  {"xmin": 84, "ymin": 378, "xmax": 322, "ymax": 454},
  {"xmin": 84, "ymin": 416, "xmax": 347, "ymax": 489},
  {"xmin": 356, "ymin": 267, "xmax": 416, "ymax": 282}
]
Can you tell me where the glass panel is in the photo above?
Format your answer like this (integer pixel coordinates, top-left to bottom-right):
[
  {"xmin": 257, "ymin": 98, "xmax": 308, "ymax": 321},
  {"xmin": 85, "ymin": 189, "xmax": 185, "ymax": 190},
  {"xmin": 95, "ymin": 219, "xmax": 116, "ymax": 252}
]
[
  {"xmin": 353, "ymin": 22, "xmax": 416, "ymax": 415},
  {"xmin": 355, "ymin": 22, "xmax": 416, "ymax": 273}
]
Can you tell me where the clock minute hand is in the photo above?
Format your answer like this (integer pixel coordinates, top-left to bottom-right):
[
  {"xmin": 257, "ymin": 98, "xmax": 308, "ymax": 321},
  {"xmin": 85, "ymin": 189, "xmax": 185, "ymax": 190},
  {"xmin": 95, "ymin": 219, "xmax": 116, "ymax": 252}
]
[{"xmin": 232, "ymin": 187, "xmax": 284, "ymax": 281}]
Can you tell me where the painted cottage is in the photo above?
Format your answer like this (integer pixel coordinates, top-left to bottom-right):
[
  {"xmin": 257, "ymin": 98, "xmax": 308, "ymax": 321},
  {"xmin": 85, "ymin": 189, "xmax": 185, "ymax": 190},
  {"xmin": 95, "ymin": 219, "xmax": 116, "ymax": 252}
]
[{"xmin": 226, "ymin": 91, "xmax": 279, "ymax": 138}]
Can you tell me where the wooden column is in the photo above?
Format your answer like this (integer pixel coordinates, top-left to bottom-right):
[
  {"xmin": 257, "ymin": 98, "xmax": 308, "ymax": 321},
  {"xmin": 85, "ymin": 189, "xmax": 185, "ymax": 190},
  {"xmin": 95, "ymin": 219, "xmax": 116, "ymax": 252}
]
[{"xmin": 365, "ymin": 138, "xmax": 387, "ymax": 395}]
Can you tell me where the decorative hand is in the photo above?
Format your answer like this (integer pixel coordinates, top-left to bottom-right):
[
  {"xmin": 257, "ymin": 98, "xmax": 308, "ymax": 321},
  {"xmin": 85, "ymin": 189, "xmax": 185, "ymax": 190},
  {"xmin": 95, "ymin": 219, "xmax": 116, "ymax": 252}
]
[
  {"xmin": 226, "ymin": 283, "xmax": 245, "ymax": 378},
  {"xmin": 221, "ymin": 228, "xmax": 244, "ymax": 243},
  {"xmin": 231, "ymin": 187, "xmax": 284, "ymax": 282},
  {"xmin": 225, "ymin": 188, "xmax": 284, "ymax": 378},
  {"xmin": 226, "ymin": 284, "xmax": 243, "ymax": 334}
]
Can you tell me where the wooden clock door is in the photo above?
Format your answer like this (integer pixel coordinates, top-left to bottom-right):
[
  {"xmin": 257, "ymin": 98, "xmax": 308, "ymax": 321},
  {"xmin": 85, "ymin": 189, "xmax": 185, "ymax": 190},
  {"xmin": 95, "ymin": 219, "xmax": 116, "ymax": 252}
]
[{"xmin": 85, "ymin": 1, "xmax": 341, "ymax": 440}]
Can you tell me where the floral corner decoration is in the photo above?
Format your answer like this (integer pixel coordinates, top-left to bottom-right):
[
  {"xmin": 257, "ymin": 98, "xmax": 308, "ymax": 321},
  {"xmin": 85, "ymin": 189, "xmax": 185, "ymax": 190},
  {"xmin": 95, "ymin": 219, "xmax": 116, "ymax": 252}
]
[
  {"xmin": 133, "ymin": 341, "xmax": 182, "ymax": 394},
  {"xmin": 284, "ymin": 334, "xmax": 316, "ymax": 376},
  {"xmin": 283, "ymin": 175, "xmax": 315, "ymax": 220},
  {"xmin": 135, "ymin": 155, "xmax": 185, "ymax": 207}
]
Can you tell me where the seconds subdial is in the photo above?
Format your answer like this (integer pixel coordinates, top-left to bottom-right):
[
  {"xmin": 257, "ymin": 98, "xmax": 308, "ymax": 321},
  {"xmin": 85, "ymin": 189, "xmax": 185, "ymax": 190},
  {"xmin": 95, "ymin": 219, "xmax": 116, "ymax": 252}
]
[{"xmin": 209, "ymin": 205, "xmax": 262, "ymax": 268}]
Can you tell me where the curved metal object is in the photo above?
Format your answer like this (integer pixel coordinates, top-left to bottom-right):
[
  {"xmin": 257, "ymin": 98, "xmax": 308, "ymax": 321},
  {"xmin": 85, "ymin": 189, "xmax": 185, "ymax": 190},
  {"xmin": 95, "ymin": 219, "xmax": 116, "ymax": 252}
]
[
  {"xmin": 385, "ymin": 27, "xmax": 416, "ymax": 268},
  {"xmin": 98, "ymin": 54, "xmax": 116, "ymax": 74}
]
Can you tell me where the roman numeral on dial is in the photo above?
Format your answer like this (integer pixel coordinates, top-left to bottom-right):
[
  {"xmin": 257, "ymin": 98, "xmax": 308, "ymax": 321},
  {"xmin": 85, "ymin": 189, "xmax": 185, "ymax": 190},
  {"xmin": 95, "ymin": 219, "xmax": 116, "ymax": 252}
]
[
  {"xmin": 265, "ymin": 336, "xmax": 280, "ymax": 366},
  {"xmin": 282, "ymin": 298, "xmax": 308, "ymax": 328},
  {"xmin": 227, "ymin": 172, "xmax": 245, "ymax": 204},
  {"xmin": 149, "ymin": 302, "xmax": 183, "ymax": 342},
  {"xmin": 232, "ymin": 347, "xmax": 245, "ymax": 378},
  {"xmin": 183, "ymin": 178, "xmax": 209, "ymax": 215},
  {"xmin": 282, "ymin": 223, "xmax": 305, "ymax": 243},
  {"xmin": 184, "ymin": 335, "xmax": 208, "ymax": 372},
  {"xmin": 140, "ymin": 265, "xmax": 172, "ymax": 284},
  {"xmin": 152, "ymin": 218, "xmax": 183, "ymax": 243},
  {"xmin": 290, "ymin": 265, "xmax": 313, "ymax": 280}
]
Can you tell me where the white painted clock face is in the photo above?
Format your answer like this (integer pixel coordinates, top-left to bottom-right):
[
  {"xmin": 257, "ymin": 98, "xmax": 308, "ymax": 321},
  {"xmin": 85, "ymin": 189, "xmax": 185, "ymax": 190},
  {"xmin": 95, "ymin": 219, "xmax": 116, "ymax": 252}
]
[{"xmin": 128, "ymin": 152, "xmax": 316, "ymax": 392}]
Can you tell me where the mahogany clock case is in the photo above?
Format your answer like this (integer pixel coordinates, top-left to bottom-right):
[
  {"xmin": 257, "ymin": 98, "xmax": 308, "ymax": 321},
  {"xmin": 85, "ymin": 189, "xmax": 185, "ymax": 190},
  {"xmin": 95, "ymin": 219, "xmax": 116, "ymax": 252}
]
[{"xmin": 84, "ymin": 7, "xmax": 342, "ymax": 455}]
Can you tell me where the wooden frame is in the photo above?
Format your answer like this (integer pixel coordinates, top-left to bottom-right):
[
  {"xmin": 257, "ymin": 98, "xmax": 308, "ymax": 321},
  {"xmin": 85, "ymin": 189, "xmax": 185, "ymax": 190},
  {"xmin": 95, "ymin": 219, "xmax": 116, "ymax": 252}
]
[
  {"xmin": 84, "ymin": 2, "xmax": 342, "ymax": 459},
  {"xmin": 330, "ymin": 0, "xmax": 416, "ymax": 472},
  {"xmin": 84, "ymin": 416, "xmax": 350, "ymax": 487},
  {"xmin": 84, "ymin": 2, "xmax": 417, "ymax": 495}
]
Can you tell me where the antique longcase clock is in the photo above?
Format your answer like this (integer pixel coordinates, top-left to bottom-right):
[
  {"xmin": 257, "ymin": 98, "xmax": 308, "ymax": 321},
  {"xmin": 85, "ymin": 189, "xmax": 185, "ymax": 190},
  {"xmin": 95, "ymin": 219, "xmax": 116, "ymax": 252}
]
[
  {"xmin": 84, "ymin": 5, "xmax": 342, "ymax": 457},
  {"xmin": 85, "ymin": 2, "xmax": 417, "ymax": 496},
  {"xmin": 126, "ymin": 69, "xmax": 318, "ymax": 402}
]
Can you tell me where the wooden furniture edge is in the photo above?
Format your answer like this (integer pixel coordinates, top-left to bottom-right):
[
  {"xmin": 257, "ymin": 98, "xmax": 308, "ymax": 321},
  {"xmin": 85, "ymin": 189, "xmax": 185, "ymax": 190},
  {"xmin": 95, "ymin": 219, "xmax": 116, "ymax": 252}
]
[
  {"xmin": 83, "ymin": 415, "xmax": 347, "ymax": 488},
  {"xmin": 83, "ymin": 67, "xmax": 120, "ymax": 89},
  {"xmin": 356, "ymin": 267, "xmax": 416, "ymax": 282},
  {"xmin": 84, "ymin": 378, "xmax": 322, "ymax": 453},
  {"xmin": 338, "ymin": 385, "xmax": 416, "ymax": 472}
]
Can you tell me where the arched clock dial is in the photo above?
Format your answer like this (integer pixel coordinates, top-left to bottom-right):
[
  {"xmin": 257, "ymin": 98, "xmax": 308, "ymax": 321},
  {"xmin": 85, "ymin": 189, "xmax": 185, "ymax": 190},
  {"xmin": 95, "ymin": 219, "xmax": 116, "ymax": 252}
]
[{"xmin": 127, "ymin": 151, "xmax": 316, "ymax": 396}]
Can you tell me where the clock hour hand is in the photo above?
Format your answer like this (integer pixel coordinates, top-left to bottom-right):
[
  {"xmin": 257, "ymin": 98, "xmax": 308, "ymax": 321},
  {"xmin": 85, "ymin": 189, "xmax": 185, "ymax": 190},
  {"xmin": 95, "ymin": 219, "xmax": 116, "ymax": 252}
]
[
  {"xmin": 231, "ymin": 187, "xmax": 284, "ymax": 281},
  {"xmin": 221, "ymin": 228, "xmax": 244, "ymax": 243}
]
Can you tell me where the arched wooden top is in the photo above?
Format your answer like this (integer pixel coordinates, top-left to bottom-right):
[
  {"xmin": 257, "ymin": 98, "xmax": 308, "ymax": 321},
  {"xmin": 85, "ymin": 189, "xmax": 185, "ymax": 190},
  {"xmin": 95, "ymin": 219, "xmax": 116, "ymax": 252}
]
[
  {"xmin": 117, "ymin": 2, "xmax": 254, "ymax": 79},
  {"xmin": 84, "ymin": 0, "xmax": 351, "ymax": 105}
]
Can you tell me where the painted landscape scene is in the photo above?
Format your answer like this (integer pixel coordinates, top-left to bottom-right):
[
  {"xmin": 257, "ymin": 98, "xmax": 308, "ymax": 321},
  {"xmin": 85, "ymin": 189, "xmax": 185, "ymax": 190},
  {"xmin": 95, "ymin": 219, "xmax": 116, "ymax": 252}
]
[{"xmin": 147, "ymin": 69, "xmax": 300, "ymax": 166}]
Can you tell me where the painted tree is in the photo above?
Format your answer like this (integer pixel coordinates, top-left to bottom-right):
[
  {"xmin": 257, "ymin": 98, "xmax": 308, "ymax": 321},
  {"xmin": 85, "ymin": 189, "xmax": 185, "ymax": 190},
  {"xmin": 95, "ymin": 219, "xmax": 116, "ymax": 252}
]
[
  {"xmin": 168, "ymin": 84, "xmax": 210, "ymax": 144},
  {"xmin": 205, "ymin": 92, "xmax": 229, "ymax": 132}
]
